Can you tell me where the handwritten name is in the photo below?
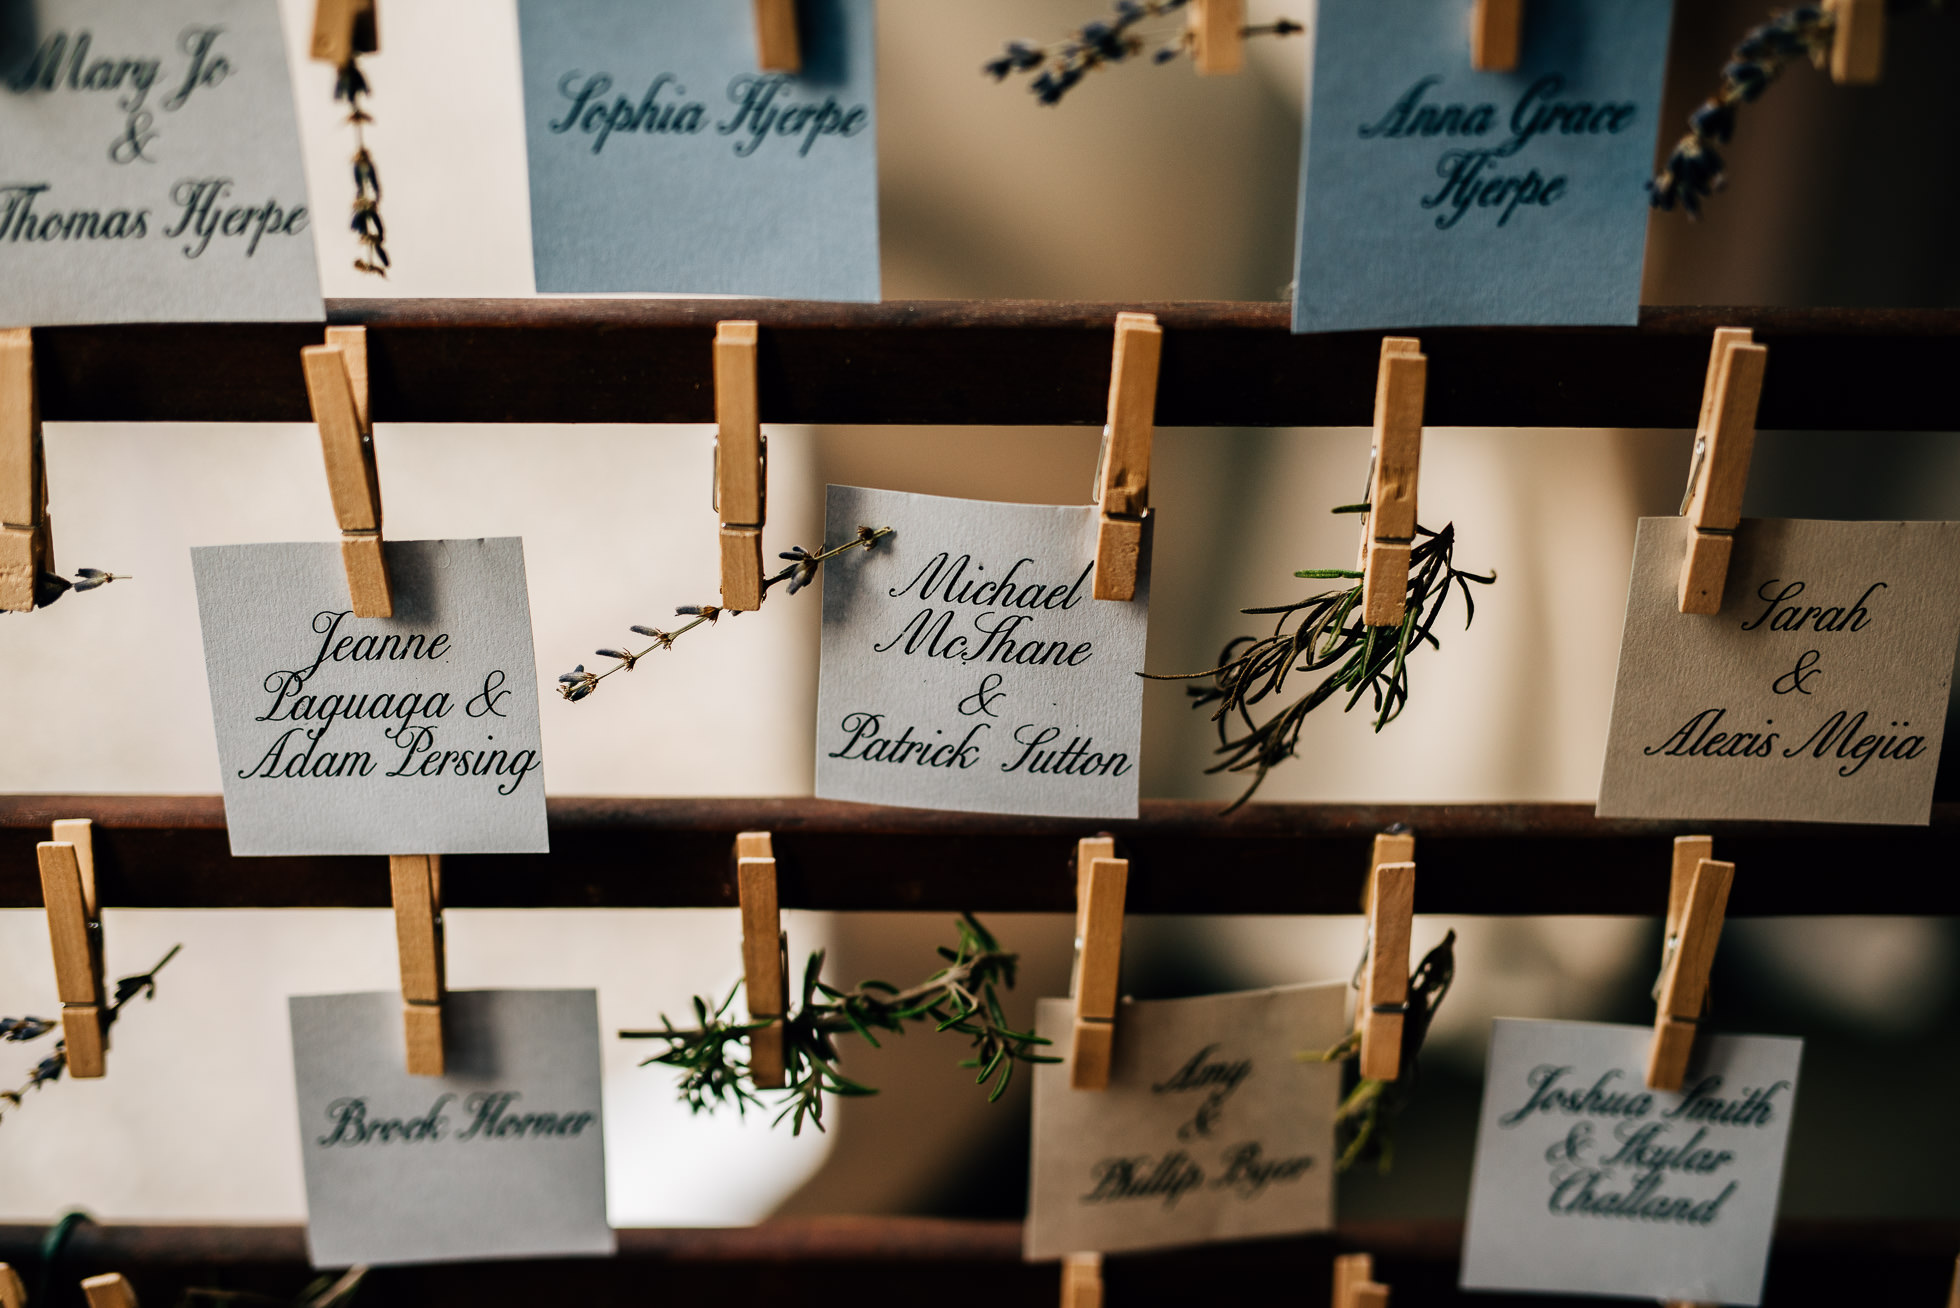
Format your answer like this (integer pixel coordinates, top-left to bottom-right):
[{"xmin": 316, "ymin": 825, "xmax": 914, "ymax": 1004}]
[
  {"xmin": 1081, "ymin": 1142, "xmax": 1312, "ymax": 1208},
  {"xmin": 7, "ymin": 27, "xmax": 235, "ymax": 164},
  {"xmin": 549, "ymin": 72, "xmax": 867, "ymax": 157},
  {"xmin": 1357, "ymin": 75, "xmax": 1637, "ymax": 230},
  {"xmin": 316, "ymin": 1091, "xmax": 597, "ymax": 1147},
  {"xmin": 1153, "ymin": 1044, "xmax": 1251, "ymax": 1139}
]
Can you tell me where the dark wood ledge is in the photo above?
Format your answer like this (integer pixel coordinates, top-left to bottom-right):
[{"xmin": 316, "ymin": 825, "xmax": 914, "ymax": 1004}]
[
  {"xmin": 2, "ymin": 796, "xmax": 1954, "ymax": 914},
  {"xmin": 0, "ymin": 1217, "xmax": 1951, "ymax": 1306},
  {"xmin": 27, "ymin": 301, "xmax": 1960, "ymax": 429}
]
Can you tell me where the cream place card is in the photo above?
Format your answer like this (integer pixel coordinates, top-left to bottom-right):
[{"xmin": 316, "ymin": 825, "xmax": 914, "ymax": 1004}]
[
  {"xmin": 1598, "ymin": 517, "xmax": 1960, "ymax": 825},
  {"xmin": 190, "ymin": 538, "xmax": 548, "ymax": 855},
  {"xmin": 814, "ymin": 486, "xmax": 1150, "ymax": 819},
  {"xmin": 0, "ymin": 0, "xmax": 323, "ymax": 325},
  {"xmin": 1024, "ymin": 983, "xmax": 1346, "ymax": 1259},
  {"xmin": 290, "ymin": 989, "xmax": 614, "ymax": 1268},
  {"xmin": 516, "ymin": 0, "xmax": 879, "ymax": 300},
  {"xmin": 1462, "ymin": 1018, "xmax": 1802, "ymax": 1305},
  {"xmin": 1292, "ymin": 0, "xmax": 1673, "ymax": 332}
]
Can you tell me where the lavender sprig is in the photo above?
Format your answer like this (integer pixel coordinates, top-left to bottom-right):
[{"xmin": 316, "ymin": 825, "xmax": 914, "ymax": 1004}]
[
  {"xmin": 3, "ymin": 568, "xmax": 128, "ymax": 613},
  {"xmin": 1651, "ymin": 0, "xmax": 1948, "ymax": 217},
  {"xmin": 1, "ymin": 945, "xmax": 181, "ymax": 1126},
  {"xmin": 334, "ymin": 56, "xmax": 389, "ymax": 276},
  {"xmin": 557, "ymin": 526, "xmax": 890, "ymax": 703},
  {"xmin": 985, "ymin": 0, "xmax": 1302, "ymax": 104}
]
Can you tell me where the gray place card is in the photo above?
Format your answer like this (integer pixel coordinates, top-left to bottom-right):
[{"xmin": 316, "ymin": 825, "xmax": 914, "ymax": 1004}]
[
  {"xmin": 814, "ymin": 486, "xmax": 1150, "ymax": 819},
  {"xmin": 516, "ymin": 0, "xmax": 879, "ymax": 300},
  {"xmin": 1598, "ymin": 517, "xmax": 1960, "ymax": 825},
  {"xmin": 1025, "ymin": 984, "xmax": 1346, "ymax": 1260},
  {"xmin": 1293, "ymin": 0, "xmax": 1673, "ymax": 332},
  {"xmin": 0, "ymin": 0, "xmax": 323, "ymax": 325},
  {"xmin": 1461, "ymin": 1018, "xmax": 1802, "ymax": 1305},
  {"xmin": 290, "ymin": 989, "xmax": 614, "ymax": 1268},
  {"xmin": 190, "ymin": 538, "xmax": 549, "ymax": 855}
]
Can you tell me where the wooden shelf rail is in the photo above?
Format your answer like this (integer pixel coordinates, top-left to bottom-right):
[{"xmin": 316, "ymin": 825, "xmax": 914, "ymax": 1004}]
[
  {"xmin": 22, "ymin": 302, "xmax": 1960, "ymax": 431},
  {"xmin": 2, "ymin": 797, "xmax": 1955, "ymax": 915},
  {"xmin": 0, "ymin": 1218, "xmax": 1952, "ymax": 1307}
]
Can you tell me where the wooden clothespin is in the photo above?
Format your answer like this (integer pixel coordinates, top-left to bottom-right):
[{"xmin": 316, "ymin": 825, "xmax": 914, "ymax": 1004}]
[
  {"xmin": 1826, "ymin": 0, "xmax": 1884, "ymax": 83},
  {"xmin": 1678, "ymin": 328, "xmax": 1767, "ymax": 615},
  {"xmin": 0, "ymin": 1261, "xmax": 25, "ymax": 1308},
  {"xmin": 310, "ymin": 0, "xmax": 378, "ymax": 67},
  {"xmin": 80, "ymin": 1275, "xmax": 137, "ymax": 1308},
  {"xmin": 1092, "ymin": 313, "xmax": 1160, "ymax": 603},
  {"xmin": 303, "ymin": 326, "xmax": 392, "ymax": 619},
  {"xmin": 1333, "ymin": 1252, "xmax": 1392, "ymax": 1308},
  {"xmin": 1069, "ymin": 836, "xmax": 1128, "ymax": 1091},
  {"xmin": 754, "ymin": 0, "xmax": 801, "ymax": 73},
  {"xmin": 38, "ymin": 818, "xmax": 106, "ymax": 1079},
  {"xmin": 1059, "ymin": 1252, "xmax": 1103, "ymax": 1308},
  {"xmin": 1647, "ymin": 835, "xmax": 1734, "ymax": 1092},
  {"xmin": 1189, "ymin": 0, "xmax": 1245, "ymax": 74},
  {"xmin": 391, "ymin": 854, "xmax": 445, "ymax": 1077},
  {"xmin": 1360, "ymin": 338, "xmax": 1425, "ymax": 628},
  {"xmin": 1, "ymin": 327, "xmax": 49, "ymax": 613},
  {"xmin": 736, "ymin": 830, "xmax": 787, "ymax": 1089},
  {"xmin": 1471, "ymin": 0, "xmax": 1524, "ymax": 72},
  {"xmin": 1357, "ymin": 830, "xmax": 1416, "ymax": 1082},
  {"xmin": 715, "ymin": 321, "xmax": 766, "ymax": 612}
]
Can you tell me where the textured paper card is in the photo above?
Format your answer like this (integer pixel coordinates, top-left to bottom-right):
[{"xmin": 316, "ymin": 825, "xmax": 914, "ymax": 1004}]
[
  {"xmin": 1025, "ymin": 984, "xmax": 1345, "ymax": 1259},
  {"xmin": 1461, "ymin": 1019, "xmax": 1802, "ymax": 1305},
  {"xmin": 290, "ymin": 989, "xmax": 614, "ymax": 1268},
  {"xmin": 814, "ymin": 486, "xmax": 1150, "ymax": 819},
  {"xmin": 1598, "ymin": 517, "xmax": 1960, "ymax": 825},
  {"xmin": 191, "ymin": 539, "xmax": 548, "ymax": 855},
  {"xmin": 516, "ymin": 0, "xmax": 879, "ymax": 300},
  {"xmin": 1292, "ymin": 0, "xmax": 1673, "ymax": 332},
  {"xmin": 0, "ymin": 0, "xmax": 323, "ymax": 325}
]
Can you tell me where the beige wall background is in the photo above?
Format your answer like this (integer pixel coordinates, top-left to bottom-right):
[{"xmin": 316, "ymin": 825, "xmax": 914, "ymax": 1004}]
[{"xmin": 3, "ymin": 0, "xmax": 1957, "ymax": 1225}]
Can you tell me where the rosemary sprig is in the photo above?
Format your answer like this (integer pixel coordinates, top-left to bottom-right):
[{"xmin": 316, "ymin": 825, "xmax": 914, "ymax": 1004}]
[
  {"xmin": 334, "ymin": 55, "xmax": 389, "ymax": 277},
  {"xmin": 1146, "ymin": 507, "xmax": 1493, "ymax": 812},
  {"xmin": 182, "ymin": 1267, "xmax": 368, "ymax": 1308},
  {"xmin": 1301, "ymin": 929, "xmax": 1457, "ymax": 1173},
  {"xmin": 558, "ymin": 525, "xmax": 890, "ymax": 702},
  {"xmin": 4, "ymin": 568, "xmax": 128, "ymax": 614},
  {"xmin": 620, "ymin": 913, "xmax": 1053, "ymax": 1136},
  {"xmin": 1, "ymin": 944, "xmax": 181, "ymax": 1126},
  {"xmin": 1651, "ymin": 0, "xmax": 1948, "ymax": 217},
  {"xmin": 984, "ymin": 0, "xmax": 1302, "ymax": 104}
]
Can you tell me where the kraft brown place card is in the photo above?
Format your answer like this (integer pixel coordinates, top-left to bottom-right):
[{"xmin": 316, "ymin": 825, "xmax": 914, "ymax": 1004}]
[
  {"xmin": 814, "ymin": 485, "xmax": 1150, "ymax": 819},
  {"xmin": 191, "ymin": 538, "xmax": 548, "ymax": 855},
  {"xmin": 1598, "ymin": 517, "xmax": 1960, "ymax": 825},
  {"xmin": 0, "ymin": 0, "xmax": 323, "ymax": 325},
  {"xmin": 1024, "ymin": 983, "xmax": 1345, "ymax": 1260},
  {"xmin": 290, "ymin": 989, "xmax": 615, "ymax": 1268},
  {"xmin": 1461, "ymin": 1018, "xmax": 1802, "ymax": 1305}
]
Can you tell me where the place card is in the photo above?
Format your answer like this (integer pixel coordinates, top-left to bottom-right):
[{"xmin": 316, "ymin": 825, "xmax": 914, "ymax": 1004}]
[
  {"xmin": 0, "ymin": 0, "xmax": 323, "ymax": 325},
  {"xmin": 1462, "ymin": 1018, "xmax": 1802, "ymax": 1305},
  {"xmin": 516, "ymin": 0, "xmax": 879, "ymax": 300},
  {"xmin": 1024, "ymin": 983, "xmax": 1345, "ymax": 1259},
  {"xmin": 190, "ymin": 538, "xmax": 549, "ymax": 855},
  {"xmin": 814, "ymin": 486, "xmax": 1150, "ymax": 819},
  {"xmin": 1598, "ymin": 517, "xmax": 1960, "ymax": 825},
  {"xmin": 290, "ymin": 989, "xmax": 614, "ymax": 1268},
  {"xmin": 1292, "ymin": 0, "xmax": 1673, "ymax": 332}
]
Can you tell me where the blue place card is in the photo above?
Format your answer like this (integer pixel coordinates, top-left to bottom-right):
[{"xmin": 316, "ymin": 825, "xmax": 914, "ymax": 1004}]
[
  {"xmin": 516, "ymin": 0, "xmax": 879, "ymax": 301},
  {"xmin": 1292, "ymin": 0, "xmax": 1674, "ymax": 332}
]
